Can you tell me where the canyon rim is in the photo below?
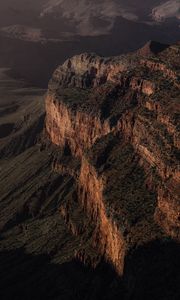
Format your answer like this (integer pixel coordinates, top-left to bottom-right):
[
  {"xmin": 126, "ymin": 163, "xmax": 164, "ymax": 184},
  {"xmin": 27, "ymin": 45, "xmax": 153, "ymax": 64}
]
[
  {"xmin": 0, "ymin": 1, "xmax": 180, "ymax": 299},
  {"xmin": 0, "ymin": 40, "xmax": 179, "ymax": 299}
]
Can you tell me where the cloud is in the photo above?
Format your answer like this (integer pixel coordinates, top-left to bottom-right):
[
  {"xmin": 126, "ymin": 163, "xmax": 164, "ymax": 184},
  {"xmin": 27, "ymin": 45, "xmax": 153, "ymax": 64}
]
[
  {"xmin": 1, "ymin": 25, "xmax": 43, "ymax": 42},
  {"xmin": 0, "ymin": 24, "xmax": 74, "ymax": 43},
  {"xmin": 40, "ymin": 0, "xmax": 138, "ymax": 36},
  {"xmin": 151, "ymin": 0, "xmax": 180, "ymax": 22},
  {"xmin": 38, "ymin": 0, "xmax": 180, "ymax": 37}
]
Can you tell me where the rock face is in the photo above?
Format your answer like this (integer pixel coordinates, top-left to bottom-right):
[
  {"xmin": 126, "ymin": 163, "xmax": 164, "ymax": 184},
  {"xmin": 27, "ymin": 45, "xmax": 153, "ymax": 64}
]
[
  {"xmin": 136, "ymin": 40, "xmax": 169, "ymax": 56},
  {"xmin": 46, "ymin": 94, "xmax": 111, "ymax": 157},
  {"xmin": 45, "ymin": 40, "xmax": 180, "ymax": 282},
  {"xmin": 79, "ymin": 157, "xmax": 126, "ymax": 274},
  {"xmin": 0, "ymin": 44, "xmax": 179, "ymax": 299}
]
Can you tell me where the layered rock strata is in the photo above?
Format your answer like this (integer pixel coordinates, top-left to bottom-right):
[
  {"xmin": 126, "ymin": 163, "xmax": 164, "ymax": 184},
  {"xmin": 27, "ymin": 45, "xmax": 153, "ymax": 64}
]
[{"xmin": 46, "ymin": 42, "xmax": 180, "ymax": 274}]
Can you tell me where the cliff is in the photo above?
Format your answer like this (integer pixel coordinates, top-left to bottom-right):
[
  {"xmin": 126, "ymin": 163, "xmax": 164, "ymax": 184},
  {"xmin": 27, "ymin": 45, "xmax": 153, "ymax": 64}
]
[
  {"xmin": 45, "ymin": 42, "xmax": 180, "ymax": 289},
  {"xmin": 0, "ymin": 44, "xmax": 179, "ymax": 300}
]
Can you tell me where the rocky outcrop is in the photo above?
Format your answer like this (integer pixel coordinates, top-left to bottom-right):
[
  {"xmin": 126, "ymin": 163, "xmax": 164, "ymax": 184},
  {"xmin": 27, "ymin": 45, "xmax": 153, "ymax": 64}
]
[
  {"xmin": 136, "ymin": 40, "xmax": 169, "ymax": 57},
  {"xmin": 140, "ymin": 59, "xmax": 177, "ymax": 81},
  {"xmin": 1, "ymin": 43, "xmax": 179, "ymax": 300},
  {"xmin": 45, "ymin": 42, "xmax": 180, "ymax": 276},
  {"xmin": 78, "ymin": 158, "xmax": 126, "ymax": 274},
  {"xmin": 49, "ymin": 52, "xmax": 160, "ymax": 91},
  {"xmin": 46, "ymin": 94, "xmax": 111, "ymax": 157},
  {"xmin": 155, "ymin": 181, "xmax": 180, "ymax": 239},
  {"xmin": 49, "ymin": 53, "xmax": 131, "ymax": 89}
]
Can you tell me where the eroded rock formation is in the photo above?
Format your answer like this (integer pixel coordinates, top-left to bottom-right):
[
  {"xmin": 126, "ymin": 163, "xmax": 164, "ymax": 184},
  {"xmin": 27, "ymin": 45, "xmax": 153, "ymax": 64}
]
[
  {"xmin": 45, "ymin": 42, "xmax": 180, "ymax": 278},
  {"xmin": 0, "ymin": 43, "xmax": 179, "ymax": 300}
]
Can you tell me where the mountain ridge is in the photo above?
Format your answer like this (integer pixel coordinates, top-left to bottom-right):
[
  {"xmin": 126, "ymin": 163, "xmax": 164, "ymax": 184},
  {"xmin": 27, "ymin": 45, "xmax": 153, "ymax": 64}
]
[{"xmin": 0, "ymin": 41, "xmax": 179, "ymax": 299}]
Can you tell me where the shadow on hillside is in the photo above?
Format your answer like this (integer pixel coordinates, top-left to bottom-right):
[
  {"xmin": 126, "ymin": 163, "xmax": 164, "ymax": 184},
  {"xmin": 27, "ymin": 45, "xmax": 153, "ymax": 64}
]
[
  {"xmin": 0, "ymin": 239, "xmax": 179, "ymax": 300},
  {"xmin": 123, "ymin": 239, "xmax": 180, "ymax": 300},
  {"xmin": 0, "ymin": 248, "xmax": 123, "ymax": 300}
]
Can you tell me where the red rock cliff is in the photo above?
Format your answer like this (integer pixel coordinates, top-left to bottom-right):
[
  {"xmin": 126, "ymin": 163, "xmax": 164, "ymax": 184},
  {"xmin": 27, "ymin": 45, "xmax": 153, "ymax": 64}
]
[{"xmin": 45, "ymin": 42, "xmax": 180, "ymax": 274}]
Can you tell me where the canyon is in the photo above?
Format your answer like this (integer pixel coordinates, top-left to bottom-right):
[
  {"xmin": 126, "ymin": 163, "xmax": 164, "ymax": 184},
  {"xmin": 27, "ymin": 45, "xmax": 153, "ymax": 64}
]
[{"xmin": 0, "ymin": 41, "xmax": 180, "ymax": 299}]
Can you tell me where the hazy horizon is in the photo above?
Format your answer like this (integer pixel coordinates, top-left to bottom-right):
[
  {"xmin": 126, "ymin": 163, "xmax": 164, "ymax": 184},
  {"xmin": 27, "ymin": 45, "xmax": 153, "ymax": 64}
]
[{"xmin": 0, "ymin": 0, "xmax": 179, "ymax": 86}]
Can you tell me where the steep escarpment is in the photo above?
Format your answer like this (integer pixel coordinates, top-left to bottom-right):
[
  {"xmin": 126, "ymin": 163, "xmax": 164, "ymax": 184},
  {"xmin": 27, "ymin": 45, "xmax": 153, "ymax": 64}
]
[
  {"xmin": 45, "ymin": 42, "xmax": 180, "ymax": 281},
  {"xmin": 46, "ymin": 75, "xmax": 156, "ymax": 157},
  {"xmin": 46, "ymin": 92, "xmax": 111, "ymax": 157},
  {"xmin": 0, "ymin": 44, "xmax": 179, "ymax": 299},
  {"xmin": 79, "ymin": 156, "xmax": 126, "ymax": 274}
]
